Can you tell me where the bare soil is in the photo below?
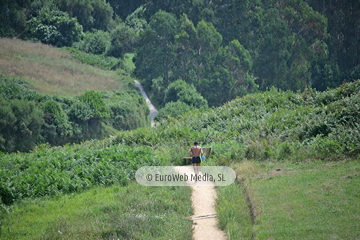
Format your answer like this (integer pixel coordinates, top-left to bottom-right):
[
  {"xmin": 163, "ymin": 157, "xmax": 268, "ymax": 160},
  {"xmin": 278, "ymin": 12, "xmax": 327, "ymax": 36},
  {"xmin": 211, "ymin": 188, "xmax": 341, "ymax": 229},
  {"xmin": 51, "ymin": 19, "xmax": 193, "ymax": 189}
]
[{"xmin": 174, "ymin": 166, "xmax": 227, "ymax": 240}]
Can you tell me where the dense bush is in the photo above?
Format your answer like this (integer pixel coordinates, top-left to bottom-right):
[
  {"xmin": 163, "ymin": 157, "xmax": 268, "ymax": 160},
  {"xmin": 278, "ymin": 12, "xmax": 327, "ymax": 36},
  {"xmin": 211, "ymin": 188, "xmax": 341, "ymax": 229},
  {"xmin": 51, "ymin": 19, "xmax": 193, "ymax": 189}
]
[
  {"xmin": 73, "ymin": 30, "xmax": 111, "ymax": 55},
  {"xmin": 155, "ymin": 101, "xmax": 194, "ymax": 121},
  {"xmin": 103, "ymin": 90, "xmax": 150, "ymax": 130},
  {"xmin": 107, "ymin": 24, "xmax": 136, "ymax": 58},
  {"xmin": 27, "ymin": 9, "xmax": 83, "ymax": 47},
  {"xmin": 0, "ymin": 144, "xmax": 162, "ymax": 205},
  {"xmin": 0, "ymin": 96, "xmax": 44, "ymax": 152},
  {"xmin": 42, "ymin": 100, "xmax": 72, "ymax": 145},
  {"xmin": 115, "ymin": 80, "xmax": 360, "ymax": 162},
  {"xmin": 164, "ymin": 79, "xmax": 208, "ymax": 108},
  {"xmin": 0, "ymin": 76, "xmax": 149, "ymax": 152}
]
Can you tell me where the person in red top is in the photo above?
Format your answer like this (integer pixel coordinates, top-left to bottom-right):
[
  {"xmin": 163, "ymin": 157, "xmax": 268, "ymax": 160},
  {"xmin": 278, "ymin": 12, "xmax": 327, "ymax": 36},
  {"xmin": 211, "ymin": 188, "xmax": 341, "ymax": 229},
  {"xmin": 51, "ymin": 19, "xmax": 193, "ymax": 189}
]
[{"xmin": 188, "ymin": 141, "xmax": 203, "ymax": 175}]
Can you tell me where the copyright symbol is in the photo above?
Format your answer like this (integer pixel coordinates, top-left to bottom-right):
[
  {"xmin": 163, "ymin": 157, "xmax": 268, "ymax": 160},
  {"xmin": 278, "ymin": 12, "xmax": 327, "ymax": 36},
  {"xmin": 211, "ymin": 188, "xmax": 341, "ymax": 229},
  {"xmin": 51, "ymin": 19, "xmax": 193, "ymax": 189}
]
[{"xmin": 146, "ymin": 174, "xmax": 152, "ymax": 181}]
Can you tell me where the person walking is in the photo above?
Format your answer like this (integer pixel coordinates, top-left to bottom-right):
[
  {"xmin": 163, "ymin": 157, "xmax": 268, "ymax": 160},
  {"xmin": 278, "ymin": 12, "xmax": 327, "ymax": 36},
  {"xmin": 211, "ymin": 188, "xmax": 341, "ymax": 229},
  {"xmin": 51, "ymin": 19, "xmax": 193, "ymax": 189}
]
[{"xmin": 188, "ymin": 141, "xmax": 203, "ymax": 175}]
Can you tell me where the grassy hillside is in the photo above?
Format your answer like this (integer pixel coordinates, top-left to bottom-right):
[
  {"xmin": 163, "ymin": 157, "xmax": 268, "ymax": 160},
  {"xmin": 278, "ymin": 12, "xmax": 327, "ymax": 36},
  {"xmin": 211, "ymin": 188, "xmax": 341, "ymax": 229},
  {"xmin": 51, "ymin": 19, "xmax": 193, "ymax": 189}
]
[
  {"xmin": 0, "ymin": 38, "xmax": 133, "ymax": 97},
  {"xmin": 110, "ymin": 79, "xmax": 360, "ymax": 239},
  {"xmin": 0, "ymin": 38, "xmax": 150, "ymax": 152},
  {"xmin": 1, "ymin": 53, "xmax": 359, "ymax": 239}
]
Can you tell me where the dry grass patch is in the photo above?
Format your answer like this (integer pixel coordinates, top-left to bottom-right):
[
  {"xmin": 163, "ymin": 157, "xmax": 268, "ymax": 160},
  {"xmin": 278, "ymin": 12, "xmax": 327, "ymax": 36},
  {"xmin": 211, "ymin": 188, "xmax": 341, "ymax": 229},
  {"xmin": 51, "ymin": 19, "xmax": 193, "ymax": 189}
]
[
  {"xmin": 0, "ymin": 38, "xmax": 124, "ymax": 96},
  {"xmin": 0, "ymin": 38, "xmax": 67, "ymax": 58}
]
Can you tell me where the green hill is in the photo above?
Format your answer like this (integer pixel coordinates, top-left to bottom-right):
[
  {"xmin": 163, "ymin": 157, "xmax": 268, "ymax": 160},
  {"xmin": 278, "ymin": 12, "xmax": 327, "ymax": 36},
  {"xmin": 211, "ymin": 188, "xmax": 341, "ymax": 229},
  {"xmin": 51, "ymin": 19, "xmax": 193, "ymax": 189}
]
[
  {"xmin": 1, "ymin": 78, "xmax": 359, "ymax": 239},
  {"xmin": 0, "ymin": 38, "xmax": 150, "ymax": 152},
  {"xmin": 0, "ymin": 38, "xmax": 133, "ymax": 96}
]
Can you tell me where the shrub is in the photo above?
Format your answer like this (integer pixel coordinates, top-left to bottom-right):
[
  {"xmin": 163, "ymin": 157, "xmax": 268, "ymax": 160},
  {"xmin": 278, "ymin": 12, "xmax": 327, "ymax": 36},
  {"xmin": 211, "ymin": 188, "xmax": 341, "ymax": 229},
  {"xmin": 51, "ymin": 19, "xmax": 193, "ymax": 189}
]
[
  {"xmin": 78, "ymin": 91, "xmax": 110, "ymax": 119},
  {"xmin": 0, "ymin": 96, "xmax": 44, "ymax": 152},
  {"xmin": 0, "ymin": 144, "xmax": 162, "ymax": 204},
  {"xmin": 155, "ymin": 101, "xmax": 193, "ymax": 121},
  {"xmin": 42, "ymin": 100, "xmax": 72, "ymax": 144},
  {"xmin": 74, "ymin": 30, "xmax": 111, "ymax": 55},
  {"xmin": 164, "ymin": 79, "xmax": 208, "ymax": 108},
  {"xmin": 27, "ymin": 9, "xmax": 83, "ymax": 47}
]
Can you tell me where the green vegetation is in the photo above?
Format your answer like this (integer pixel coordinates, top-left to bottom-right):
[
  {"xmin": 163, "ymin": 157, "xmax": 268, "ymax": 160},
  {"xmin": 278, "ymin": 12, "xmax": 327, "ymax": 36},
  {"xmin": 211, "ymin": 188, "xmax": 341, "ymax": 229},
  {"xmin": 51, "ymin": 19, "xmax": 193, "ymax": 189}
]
[
  {"xmin": 1, "ymin": 1, "xmax": 360, "ymax": 238},
  {"xmin": 1, "ymin": 183, "xmax": 192, "ymax": 240},
  {"xmin": 114, "ymin": 80, "xmax": 360, "ymax": 162},
  {"xmin": 217, "ymin": 159, "xmax": 360, "ymax": 239},
  {"xmin": 0, "ymin": 38, "xmax": 130, "ymax": 96},
  {"xmin": 0, "ymin": 76, "xmax": 149, "ymax": 152},
  {"xmin": 1, "ymin": 80, "xmax": 359, "ymax": 239},
  {"xmin": 0, "ymin": 38, "xmax": 150, "ymax": 153},
  {"xmin": 0, "ymin": 142, "xmax": 162, "ymax": 204},
  {"xmin": 111, "ymin": 80, "xmax": 360, "ymax": 238},
  {"xmin": 2, "ymin": 0, "xmax": 360, "ymax": 109}
]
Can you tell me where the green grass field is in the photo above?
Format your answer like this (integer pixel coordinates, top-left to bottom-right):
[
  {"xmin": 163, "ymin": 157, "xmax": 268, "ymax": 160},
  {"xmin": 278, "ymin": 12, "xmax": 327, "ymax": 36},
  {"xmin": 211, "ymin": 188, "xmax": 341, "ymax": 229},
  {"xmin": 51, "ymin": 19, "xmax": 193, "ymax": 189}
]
[
  {"xmin": 217, "ymin": 159, "xmax": 360, "ymax": 239},
  {"xmin": 1, "ymin": 182, "xmax": 193, "ymax": 240}
]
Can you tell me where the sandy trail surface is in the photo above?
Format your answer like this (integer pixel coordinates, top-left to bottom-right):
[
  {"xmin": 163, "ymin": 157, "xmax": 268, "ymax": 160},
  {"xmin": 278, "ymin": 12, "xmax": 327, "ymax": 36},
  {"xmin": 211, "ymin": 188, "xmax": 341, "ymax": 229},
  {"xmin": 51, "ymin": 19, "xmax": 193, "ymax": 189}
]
[
  {"xmin": 134, "ymin": 81, "xmax": 225, "ymax": 239},
  {"xmin": 174, "ymin": 166, "xmax": 227, "ymax": 240}
]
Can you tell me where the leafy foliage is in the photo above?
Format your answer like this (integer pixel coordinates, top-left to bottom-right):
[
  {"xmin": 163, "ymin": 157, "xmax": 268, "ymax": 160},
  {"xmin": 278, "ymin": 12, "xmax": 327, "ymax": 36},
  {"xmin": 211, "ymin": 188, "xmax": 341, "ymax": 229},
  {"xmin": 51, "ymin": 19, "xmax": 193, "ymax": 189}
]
[
  {"xmin": 115, "ymin": 80, "xmax": 360, "ymax": 163},
  {"xmin": 73, "ymin": 30, "xmax": 111, "ymax": 55},
  {"xmin": 55, "ymin": 0, "xmax": 114, "ymax": 32},
  {"xmin": 0, "ymin": 96, "xmax": 44, "ymax": 152},
  {"xmin": 155, "ymin": 101, "xmax": 194, "ymax": 121},
  {"xmin": 164, "ymin": 79, "xmax": 208, "ymax": 108},
  {"xmin": 1, "ymin": 0, "xmax": 359, "ymax": 95},
  {"xmin": 65, "ymin": 47, "xmax": 122, "ymax": 70},
  {"xmin": 27, "ymin": 9, "xmax": 83, "ymax": 47},
  {"xmin": 42, "ymin": 100, "xmax": 72, "ymax": 145},
  {"xmin": 0, "ymin": 76, "xmax": 149, "ymax": 152},
  {"xmin": 0, "ymin": 144, "xmax": 162, "ymax": 205},
  {"xmin": 78, "ymin": 91, "xmax": 110, "ymax": 119}
]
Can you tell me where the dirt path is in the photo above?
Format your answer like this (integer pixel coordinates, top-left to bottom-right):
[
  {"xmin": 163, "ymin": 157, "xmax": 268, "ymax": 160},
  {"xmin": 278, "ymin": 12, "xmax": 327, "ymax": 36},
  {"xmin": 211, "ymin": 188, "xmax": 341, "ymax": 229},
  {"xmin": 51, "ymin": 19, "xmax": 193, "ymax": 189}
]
[
  {"xmin": 174, "ymin": 166, "xmax": 227, "ymax": 240},
  {"xmin": 134, "ymin": 81, "xmax": 226, "ymax": 239},
  {"xmin": 134, "ymin": 80, "xmax": 158, "ymax": 126}
]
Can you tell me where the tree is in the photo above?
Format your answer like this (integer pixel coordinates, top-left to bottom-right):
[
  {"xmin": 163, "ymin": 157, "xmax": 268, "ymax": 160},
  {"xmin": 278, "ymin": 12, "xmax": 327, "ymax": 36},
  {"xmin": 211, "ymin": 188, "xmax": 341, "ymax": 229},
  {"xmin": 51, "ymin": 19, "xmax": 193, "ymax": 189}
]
[
  {"xmin": 164, "ymin": 79, "xmax": 208, "ymax": 108},
  {"xmin": 108, "ymin": 24, "xmax": 136, "ymax": 57},
  {"xmin": 191, "ymin": 20, "xmax": 223, "ymax": 84},
  {"xmin": 27, "ymin": 9, "xmax": 83, "ymax": 47},
  {"xmin": 0, "ymin": 96, "xmax": 44, "ymax": 152},
  {"xmin": 56, "ymin": 0, "xmax": 114, "ymax": 31},
  {"xmin": 173, "ymin": 14, "xmax": 198, "ymax": 82},
  {"xmin": 220, "ymin": 39, "xmax": 257, "ymax": 98},
  {"xmin": 306, "ymin": 0, "xmax": 360, "ymax": 87},
  {"xmin": 134, "ymin": 10, "xmax": 178, "ymax": 88},
  {"xmin": 76, "ymin": 30, "xmax": 111, "ymax": 55},
  {"xmin": 78, "ymin": 91, "xmax": 110, "ymax": 119}
]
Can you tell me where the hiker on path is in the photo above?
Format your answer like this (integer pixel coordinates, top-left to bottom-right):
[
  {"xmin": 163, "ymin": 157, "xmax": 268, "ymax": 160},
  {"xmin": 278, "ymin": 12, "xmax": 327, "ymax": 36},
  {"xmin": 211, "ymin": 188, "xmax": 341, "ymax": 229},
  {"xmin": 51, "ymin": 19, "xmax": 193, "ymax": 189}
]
[{"xmin": 188, "ymin": 141, "xmax": 203, "ymax": 175}]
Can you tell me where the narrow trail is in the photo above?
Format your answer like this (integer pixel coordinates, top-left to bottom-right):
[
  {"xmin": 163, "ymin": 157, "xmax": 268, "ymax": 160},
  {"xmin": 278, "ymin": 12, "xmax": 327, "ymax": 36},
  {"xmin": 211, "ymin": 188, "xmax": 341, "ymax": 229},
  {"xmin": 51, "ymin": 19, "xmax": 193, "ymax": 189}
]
[
  {"xmin": 174, "ymin": 166, "xmax": 227, "ymax": 240},
  {"xmin": 134, "ymin": 80, "xmax": 158, "ymax": 127},
  {"xmin": 135, "ymin": 81, "xmax": 226, "ymax": 240}
]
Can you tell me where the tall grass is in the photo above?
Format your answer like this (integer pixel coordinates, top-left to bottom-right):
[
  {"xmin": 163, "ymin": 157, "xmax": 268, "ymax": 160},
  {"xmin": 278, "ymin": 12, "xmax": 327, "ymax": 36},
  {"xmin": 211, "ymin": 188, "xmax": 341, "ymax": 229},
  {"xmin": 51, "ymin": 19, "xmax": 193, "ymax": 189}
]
[{"xmin": 0, "ymin": 38, "xmax": 131, "ymax": 96}]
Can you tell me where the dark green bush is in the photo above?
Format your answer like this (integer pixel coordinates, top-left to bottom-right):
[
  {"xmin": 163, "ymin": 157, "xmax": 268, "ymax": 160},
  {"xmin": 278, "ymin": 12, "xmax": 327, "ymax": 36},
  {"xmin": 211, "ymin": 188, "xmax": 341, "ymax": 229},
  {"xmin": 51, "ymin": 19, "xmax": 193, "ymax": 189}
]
[
  {"xmin": 74, "ymin": 30, "xmax": 111, "ymax": 55},
  {"xmin": 0, "ymin": 96, "xmax": 44, "ymax": 152},
  {"xmin": 27, "ymin": 9, "xmax": 83, "ymax": 47},
  {"xmin": 0, "ymin": 77, "xmax": 149, "ymax": 152},
  {"xmin": 155, "ymin": 101, "xmax": 193, "ymax": 121},
  {"xmin": 78, "ymin": 90, "xmax": 110, "ymax": 119},
  {"xmin": 164, "ymin": 79, "xmax": 208, "ymax": 108},
  {"xmin": 42, "ymin": 100, "xmax": 72, "ymax": 145}
]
